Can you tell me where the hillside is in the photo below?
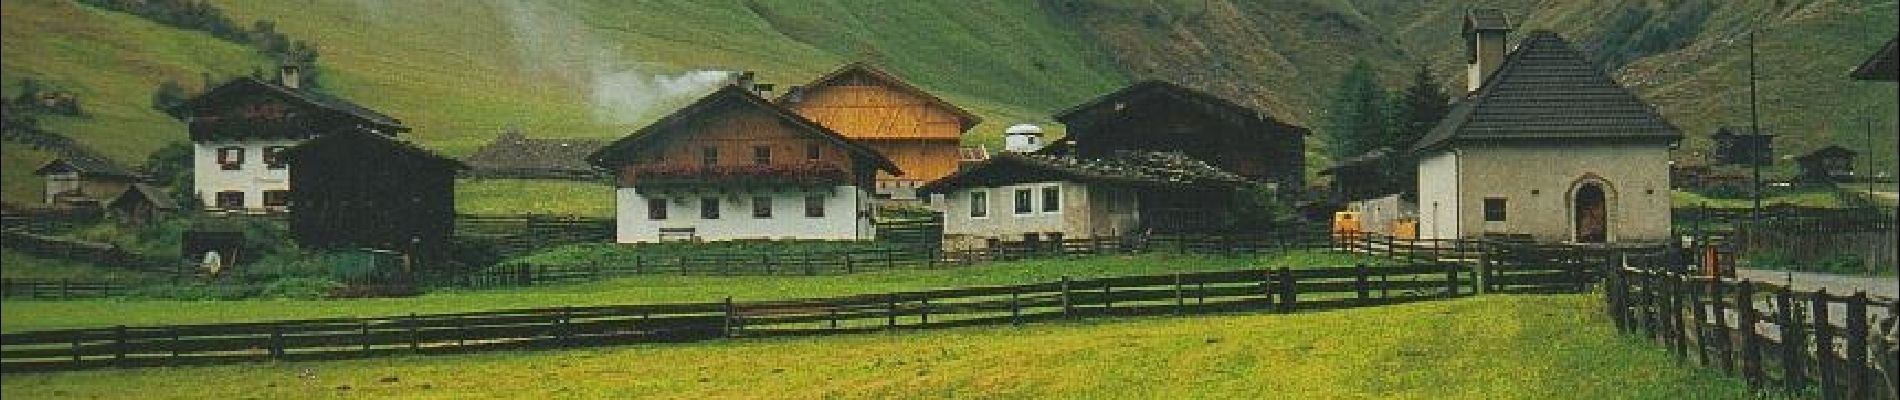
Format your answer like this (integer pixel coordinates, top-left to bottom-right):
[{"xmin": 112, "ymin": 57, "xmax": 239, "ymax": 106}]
[{"xmin": 2, "ymin": 0, "xmax": 1894, "ymax": 205}]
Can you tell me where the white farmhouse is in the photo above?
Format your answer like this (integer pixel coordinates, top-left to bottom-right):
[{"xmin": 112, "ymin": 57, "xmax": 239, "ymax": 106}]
[
  {"xmin": 920, "ymin": 151, "xmax": 1253, "ymax": 248},
  {"xmin": 588, "ymin": 85, "xmax": 902, "ymax": 243},
  {"xmin": 179, "ymin": 66, "xmax": 407, "ymax": 212}
]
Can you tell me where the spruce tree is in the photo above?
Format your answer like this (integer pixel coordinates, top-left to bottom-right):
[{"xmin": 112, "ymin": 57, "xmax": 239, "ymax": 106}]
[{"xmin": 1322, "ymin": 60, "xmax": 1388, "ymax": 162}]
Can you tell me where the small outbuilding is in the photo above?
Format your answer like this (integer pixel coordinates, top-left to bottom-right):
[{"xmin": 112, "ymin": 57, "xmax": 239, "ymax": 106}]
[
  {"xmin": 1795, "ymin": 145, "xmax": 1857, "ymax": 183},
  {"xmin": 107, "ymin": 183, "xmax": 179, "ymax": 227},
  {"xmin": 1045, "ymin": 80, "xmax": 1308, "ymax": 191},
  {"xmin": 919, "ymin": 150, "xmax": 1254, "ymax": 247},
  {"xmin": 32, "ymin": 155, "xmax": 141, "ymax": 207},
  {"xmin": 461, "ymin": 130, "xmax": 607, "ymax": 180}
]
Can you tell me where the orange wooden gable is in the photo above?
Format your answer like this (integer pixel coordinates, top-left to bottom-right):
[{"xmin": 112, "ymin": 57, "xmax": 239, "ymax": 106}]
[
  {"xmin": 782, "ymin": 63, "xmax": 980, "ymax": 141},
  {"xmin": 588, "ymin": 85, "xmax": 900, "ymax": 187}
]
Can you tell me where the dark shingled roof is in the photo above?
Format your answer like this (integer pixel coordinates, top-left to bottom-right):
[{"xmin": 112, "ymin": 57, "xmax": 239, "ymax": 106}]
[
  {"xmin": 462, "ymin": 130, "xmax": 607, "ymax": 177},
  {"xmin": 1851, "ymin": 35, "xmax": 1897, "ymax": 81},
  {"xmin": 589, "ymin": 85, "xmax": 901, "ymax": 175},
  {"xmin": 33, "ymin": 154, "xmax": 141, "ymax": 181},
  {"xmin": 185, "ymin": 77, "xmax": 408, "ymax": 133},
  {"xmin": 1464, "ymin": 8, "xmax": 1511, "ymax": 33},
  {"xmin": 919, "ymin": 150, "xmax": 1252, "ymax": 194},
  {"xmin": 1413, "ymin": 31, "xmax": 1681, "ymax": 152},
  {"xmin": 1318, "ymin": 147, "xmax": 1393, "ymax": 176},
  {"xmin": 284, "ymin": 127, "xmax": 467, "ymax": 170},
  {"xmin": 110, "ymin": 183, "xmax": 179, "ymax": 211}
]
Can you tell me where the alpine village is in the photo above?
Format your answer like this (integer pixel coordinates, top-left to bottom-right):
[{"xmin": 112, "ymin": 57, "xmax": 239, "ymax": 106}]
[{"xmin": 0, "ymin": 1, "xmax": 1896, "ymax": 399}]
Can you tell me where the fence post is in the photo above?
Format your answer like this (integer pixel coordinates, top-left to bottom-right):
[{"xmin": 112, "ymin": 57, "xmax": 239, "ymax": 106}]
[
  {"xmin": 114, "ymin": 325, "xmax": 127, "ymax": 367},
  {"xmin": 634, "ymin": 254, "xmax": 643, "ymax": 275},
  {"xmin": 1354, "ymin": 264, "xmax": 1369, "ymax": 305},
  {"xmin": 1687, "ymin": 277, "xmax": 1709, "ymax": 366},
  {"xmin": 844, "ymin": 253, "xmax": 854, "ymax": 274},
  {"xmin": 1102, "ymin": 280, "xmax": 1114, "ymax": 315},
  {"xmin": 722, "ymin": 297, "xmax": 735, "ymax": 338},
  {"xmin": 360, "ymin": 320, "xmax": 371, "ymax": 352},
  {"xmin": 1277, "ymin": 267, "xmax": 1296, "ymax": 313},
  {"xmin": 1777, "ymin": 287, "xmax": 1803, "ymax": 394},
  {"xmin": 1710, "ymin": 280, "xmax": 1732, "ymax": 374},
  {"xmin": 885, "ymin": 247, "xmax": 895, "ymax": 269},
  {"xmin": 1443, "ymin": 263, "xmax": 1458, "ymax": 298},
  {"xmin": 921, "ymin": 297, "xmax": 931, "ymax": 325},
  {"xmin": 1738, "ymin": 281, "xmax": 1762, "ymax": 389},
  {"xmin": 1060, "ymin": 276, "xmax": 1072, "ymax": 318},
  {"xmin": 1813, "ymin": 289, "xmax": 1837, "ymax": 400},
  {"xmin": 270, "ymin": 324, "xmax": 285, "ymax": 360},
  {"xmin": 886, "ymin": 294, "xmax": 898, "ymax": 329},
  {"xmin": 1173, "ymin": 273, "xmax": 1185, "ymax": 315},
  {"xmin": 1010, "ymin": 286, "xmax": 1022, "ymax": 326},
  {"xmin": 557, "ymin": 307, "xmax": 572, "ymax": 347},
  {"xmin": 1669, "ymin": 273, "xmax": 1687, "ymax": 363},
  {"xmin": 61, "ymin": 278, "xmax": 70, "ymax": 299},
  {"xmin": 1844, "ymin": 291, "xmax": 1869, "ymax": 400},
  {"xmin": 407, "ymin": 313, "xmax": 420, "ymax": 353}
]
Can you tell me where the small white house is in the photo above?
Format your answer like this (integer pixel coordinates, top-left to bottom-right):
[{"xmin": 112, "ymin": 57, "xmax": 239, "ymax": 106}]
[
  {"xmin": 588, "ymin": 85, "xmax": 902, "ymax": 243},
  {"xmin": 179, "ymin": 66, "xmax": 407, "ymax": 212},
  {"xmin": 919, "ymin": 151, "xmax": 1252, "ymax": 248}
]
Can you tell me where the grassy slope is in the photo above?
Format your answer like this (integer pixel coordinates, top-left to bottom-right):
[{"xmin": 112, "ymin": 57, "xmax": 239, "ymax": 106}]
[
  {"xmin": 0, "ymin": 252, "xmax": 1378, "ymax": 332},
  {"xmin": 454, "ymin": 179, "xmax": 615, "ymax": 217},
  {"xmin": 0, "ymin": 295, "xmax": 1757, "ymax": 399}
]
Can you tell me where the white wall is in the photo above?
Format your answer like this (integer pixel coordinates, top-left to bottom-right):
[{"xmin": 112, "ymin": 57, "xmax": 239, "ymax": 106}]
[
  {"xmin": 1416, "ymin": 150, "xmax": 1460, "ymax": 240},
  {"xmin": 938, "ymin": 181, "xmax": 1094, "ymax": 242},
  {"xmin": 194, "ymin": 139, "xmax": 301, "ymax": 211},
  {"xmin": 614, "ymin": 185, "xmax": 875, "ymax": 243},
  {"xmin": 1452, "ymin": 142, "xmax": 1673, "ymax": 243}
]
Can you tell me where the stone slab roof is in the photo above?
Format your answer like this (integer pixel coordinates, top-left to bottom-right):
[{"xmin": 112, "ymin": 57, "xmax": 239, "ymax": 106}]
[{"xmin": 920, "ymin": 150, "xmax": 1251, "ymax": 194}]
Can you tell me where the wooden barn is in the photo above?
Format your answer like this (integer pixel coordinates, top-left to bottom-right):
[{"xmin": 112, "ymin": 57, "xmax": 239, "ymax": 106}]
[
  {"xmin": 589, "ymin": 85, "xmax": 901, "ymax": 243},
  {"xmin": 920, "ymin": 150, "xmax": 1254, "ymax": 247},
  {"xmin": 461, "ymin": 129, "xmax": 607, "ymax": 180},
  {"xmin": 180, "ymin": 66, "xmax": 407, "ymax": 212},
  {"xmin": 1709, "ymin": 126, "xmax": 1774, "ymax": 166},
  {"xmin": 284, "ymin": 128, "xmax": 464, "ymax": 261},
  {"xmin": 32, "ymin": 155, "xmax": 141, "ymax": 207},
  {"xmin": 779, "ymin": 63, "xmax": 980, "ymax": 199},
  {"xmin": 107, "ymin": 183, "xmax": 178, "ymax": 227},
  {"xmin": 1045, "ymin": 80, "xmax": 1308, "ymax": 191},
  {"xmin": 1795, "ymin": 145, "xmax": 1857, "ymax": 183}
]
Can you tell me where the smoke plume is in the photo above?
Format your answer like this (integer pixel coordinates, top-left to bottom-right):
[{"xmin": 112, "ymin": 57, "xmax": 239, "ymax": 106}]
[{"xmin": 491, "ymin": 0, "xmax": 731, "ymax": 124}]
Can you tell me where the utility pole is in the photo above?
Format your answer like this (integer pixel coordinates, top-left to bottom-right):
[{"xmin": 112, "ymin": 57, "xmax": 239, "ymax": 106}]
[{"xmin": 1746, "ymin": 31, "xmax": 1783, "ymax": 285}]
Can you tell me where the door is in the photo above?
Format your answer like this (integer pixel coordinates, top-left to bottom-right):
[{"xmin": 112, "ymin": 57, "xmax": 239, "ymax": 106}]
[{"xmin": 1574, "ymin": 183, "xmax": 1607, "ymax": 243}]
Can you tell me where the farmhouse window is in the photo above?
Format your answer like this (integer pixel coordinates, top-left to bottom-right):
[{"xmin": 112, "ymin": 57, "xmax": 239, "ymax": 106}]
[
  {"xmin": 969, "ymin": 191, "xmax": 988, "ymax": 218},
  {"xmin": 215, "ymin": 191, "xmax": 244, "ymax": 209},
  {"xmin": 700, "ymin": 197, "xmax": 720, "ymax": 219},
  {"xmin": 647, "ymin": 198, "xmax": 668, "ymax": 220},
  {"xmin": 263, "ymin": 146, "xmax": 289, "ymax": 169},
  {"xmin": 217, "ymin": 147, "xmax": 244, "ymax": 170},
  {"xmin": 1014, "ymin": 189, "xmax": 1033, "ymax": 215},
  {"xmin": 1483, "ymin": 198, "xmax": 1508, "ymax": 222},
  {"xmin": 702, "ymin": 147, "xmax": 718, "ymax": 166},
  {"xmin": 1041, "ymin": 186, "xmax": 1061, "ymax": 213},
  {"xmin": 263, "ymin": 190, "xmax": 289, "ymax": 208},
  {"xmin": 752, "ymin": 197, "xmax": 773, "ymax": 218},
  {"xmin": 806, "ymin": 143, "xmax": 822, "ymax": 161},
  {"xmin": 753, "ymin": 146, "xmax": 771, "ymax": 166},
  {"xmin": 804, "ymin": 196, "xmax": 825, "ymax": 218}
]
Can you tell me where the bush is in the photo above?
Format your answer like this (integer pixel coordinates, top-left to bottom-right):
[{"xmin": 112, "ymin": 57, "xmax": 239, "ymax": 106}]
[
  {"xmin": 1742, "ymin": 250, "xmax": 1794, "ymax": 271},
  {"xmin": 125, "ymin": 283, "xmax": 259, "ymax": 301},
  {"xmin": 1818, "ymin": 252, "xmax": 1865, "ymax": 274},
  {"xmin": 259, "ymin": 277, "xmax": 342, "ymax": 299}
]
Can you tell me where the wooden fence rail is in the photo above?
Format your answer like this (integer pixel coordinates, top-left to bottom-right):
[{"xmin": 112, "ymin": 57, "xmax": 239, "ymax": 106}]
[
  {"xmin": 0, "ymin": 279, "xmax": 133, "ymax": 299},
  {"xmin": 3, "ymin": 261, "xmax": 1581, "ymax": 373},
  {"xmin": 1605, "ymin": 266, "xmax": 1900, "ymax": 400}
]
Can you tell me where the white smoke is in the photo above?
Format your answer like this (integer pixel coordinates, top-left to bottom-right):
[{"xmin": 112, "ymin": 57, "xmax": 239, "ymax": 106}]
[{"xmin": 491, "ymin": 0, "xmax": 732, "ymax": 124}]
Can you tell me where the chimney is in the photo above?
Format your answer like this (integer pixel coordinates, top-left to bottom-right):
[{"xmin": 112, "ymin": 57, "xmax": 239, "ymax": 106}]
[
  {"xmin": 1463, "ymin": 8, "xmax": 1511, "ymax": 93},
  {"xmin": 279, "ymin": 64, "xmax": 302, "ymax": 90},
  {"xmin": 753, "ymin": 83, "xmax": 776, "ymax": 98},
  {"xmin": 1003, "ymin": 124, "xmax": 1045, "ymax": 153},
  {"xmin": 783, "ymin": 85, "xmax": 806, "ymax": 104},
  {"xmin": 733, "ymin": 71, "xmax": 756, "ymax": 90}
]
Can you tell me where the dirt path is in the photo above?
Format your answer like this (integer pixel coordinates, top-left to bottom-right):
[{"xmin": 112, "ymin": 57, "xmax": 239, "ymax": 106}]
[{"xmin": 1735, "ymin": 268, "xmax": 1897, "ymax": 299}]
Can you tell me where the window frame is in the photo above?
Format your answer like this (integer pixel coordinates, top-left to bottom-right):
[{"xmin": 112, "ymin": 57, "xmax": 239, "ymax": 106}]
[
  {"xmin": 805, "ymin": 143, "xmax": 822, "ymax": 161},
  {"xmin": 1013, "ymin": 188, "xmax": 1034, "ymax": 215},
  {"xmin": 262, "ymin": 146, "xmax": 289, "ymax": 170},
  {"xmin": 968, "ymin": 190, "xmax": 989, "ymax": 219},
  {"xmin": 752, "ymin": 196, "xmax": 773, "ymax": 219},
  {"xmin": 647, "ymin": 197, "xmax": 668, "ymax": 220},
  {"xmin": 804, "ymin": 195, "xmax": 825, "ymax": 218},
  {"xmin": 1041, "ymin": 185, "xmax": 1061, "ymax": 213},
  {"xmin": 215, "ymin": 191, "xmax": 244, "ymax": 209},
  {"xmin": 700, "ymin": 197, "xmax": 721, "ymax": 219},
  {"xmin": 753, "ymin": 146, "xmax": 771, "ymax": 166},
  {"xmin": 262, "ymin": 190, "xmax": 289, "ymax": 208},
  {"xmin": 701, "ymin": 146, "xmax": 718, "ymax": 167},
  {"xmin": 217, "ymin": 147, "xmax": 245, "ymax": 171},
  {"xmin": 1483, "ymin": 197, "xmax": 1508, "ymax": 222}
]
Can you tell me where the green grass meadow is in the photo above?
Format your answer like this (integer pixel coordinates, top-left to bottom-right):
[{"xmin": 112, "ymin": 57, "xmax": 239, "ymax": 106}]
[
  {"xmin": 0, "ymin": 295, "xmax": 1759, "ymax": 399},
  {"xmin": 0, "ymin": 251, "xmax": 1380, "ymax": 332}
]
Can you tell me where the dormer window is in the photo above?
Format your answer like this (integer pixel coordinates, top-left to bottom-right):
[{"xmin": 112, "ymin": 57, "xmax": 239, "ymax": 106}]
[
  {"xmin": 217, "ymin": 147, "xmax": 245, "ymax": 170},
  {"xmin": 263, "ymin": 146, "xmax": 289, "ymax": 169}
]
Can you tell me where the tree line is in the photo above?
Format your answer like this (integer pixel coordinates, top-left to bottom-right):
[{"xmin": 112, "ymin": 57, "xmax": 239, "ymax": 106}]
[{"xmin": 1321, "ymin": 60, "xmax": 1452, "ymax": 199}]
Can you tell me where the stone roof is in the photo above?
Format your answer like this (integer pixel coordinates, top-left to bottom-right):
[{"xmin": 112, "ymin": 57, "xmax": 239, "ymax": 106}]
[
  {"xmin": 919, "ymin": 150, "xmax": 1252, "ymax": 194},
  {"xmin": 110, "ymin": 183, "xmax": 178, "ymax": 211},
  {"xmin": 1851, "ymin": 35, "xmax": 1897, "ymax": 81},
  {"xmin": 33, "ymin": 153, "xmax": 140, "ymax": 181},
  {"xmin": 285, "ymin": 127, "xmax": 466, "ymax": 170},
  {"xmin": 184, "ymin": 77, "xmax": 408, "ymax": 133},
  {"xmin": 1413, "ymin": 31, "xmax": 1681, "ymax": 152},
  {"xmin": 462, "ymin": 130, "xmax": 606, "ymax": 178}
]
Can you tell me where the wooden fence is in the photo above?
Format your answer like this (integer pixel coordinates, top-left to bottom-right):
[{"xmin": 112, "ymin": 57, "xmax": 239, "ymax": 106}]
[
  {"xmin": 0, "ymin": 207, "xmax": 101, "ymax": 234},
  {"xmin": 0, "ymin": 279, "xmax": 133, "ymax": 299},
  {"xmin": 454, "ymin": 214, "xmax": 614, "ymax": 259},
  {"xmin": 0, "ymin": 230, "xmax": 171, "ymax": 272},
  {"xmin": 2, "ymin": 262, "xmax": 1510, "ymax": 373},
  {"xmin": 1605, "ymin": 266, "xmax": 1899, "ymax": 399}
]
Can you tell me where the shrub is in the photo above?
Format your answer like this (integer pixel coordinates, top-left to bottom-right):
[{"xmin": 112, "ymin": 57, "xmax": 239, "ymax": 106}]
[
  {"xmin": 125, "ymin": 283, "xmax": 258, "ymax": 301},
  {"xmin": 1818, "ymin": 252, "xmax": 1865, "ymax": 274},
  {"xmin": 1742, "ymin": 250, "xmax": 1794, "ymax": 271},
  {"xmin": 259, "ymin": 277, "xmax": 342, "ymax": 299}
]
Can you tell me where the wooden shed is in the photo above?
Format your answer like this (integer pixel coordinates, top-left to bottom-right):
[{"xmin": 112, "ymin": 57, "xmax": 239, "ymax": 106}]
[
  {"xmin": 284, "ymin": 128, "xmax": 465, "ymax": 262},
  {"xmin": 1048, "ymin": 80, "xmax": 1308, "ymax": 192}
]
